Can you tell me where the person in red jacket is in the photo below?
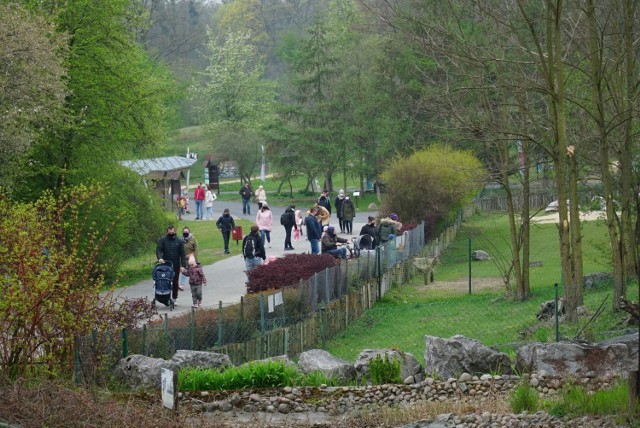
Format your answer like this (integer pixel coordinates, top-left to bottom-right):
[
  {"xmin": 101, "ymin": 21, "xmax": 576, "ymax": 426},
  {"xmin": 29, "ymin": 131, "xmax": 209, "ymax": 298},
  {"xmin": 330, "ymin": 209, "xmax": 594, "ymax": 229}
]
[{"xmin": 193, "ymin": 183, "xmax": 205, "ymax": 220}]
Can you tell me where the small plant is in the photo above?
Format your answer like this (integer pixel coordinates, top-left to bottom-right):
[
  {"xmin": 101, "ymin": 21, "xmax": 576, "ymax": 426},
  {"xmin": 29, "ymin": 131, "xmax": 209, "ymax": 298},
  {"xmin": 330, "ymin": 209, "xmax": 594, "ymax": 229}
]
[
  {"xmin": 534, "ymin": 328, "xmax": 549, "ymax": 342},
  {"xmin": 544, "ymin": 380, "xmax": 630, "ymax": 418},
  {"xmin": 369, "ymin": 354, "xmax": 401, "ymax": 385},
  {"xmin": 510, "ymin": 380, "xmax": 538, "ymax": 413}
]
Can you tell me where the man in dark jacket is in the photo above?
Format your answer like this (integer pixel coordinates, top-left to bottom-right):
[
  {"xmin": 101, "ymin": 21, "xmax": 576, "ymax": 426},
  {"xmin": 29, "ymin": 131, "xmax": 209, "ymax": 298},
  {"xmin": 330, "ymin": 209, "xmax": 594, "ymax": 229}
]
[
  {"xmin": 282, "ymin": 205, "xmax": 297, "ymax": 251},
  {"xmin": 216, "ymin": 208, "xmax": 236, "ymax": 254},
  {"xmin": 359, "ymin": 216, "xmax": 380, "ymax": 248},
  {"xmin": 156, "ymin": 225, "xmax": 187, "ymax": 301},
  {"xmin": 239, "ymin": 183, "xmax": 252, "ymax": 215},
  {"xmin": 317, "ymin": 189, "xmax": 332, "ymax": 215},
  {"xmin": 305, "ymin": 207, "xmax": 323, "ymax": 254}
]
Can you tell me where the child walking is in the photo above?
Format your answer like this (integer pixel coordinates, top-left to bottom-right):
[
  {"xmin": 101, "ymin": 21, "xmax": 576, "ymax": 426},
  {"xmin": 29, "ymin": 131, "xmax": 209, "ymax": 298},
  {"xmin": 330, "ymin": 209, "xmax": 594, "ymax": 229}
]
[{"xmin": 181, "ymin": 255, "xmax": 207, "ymax": 308}]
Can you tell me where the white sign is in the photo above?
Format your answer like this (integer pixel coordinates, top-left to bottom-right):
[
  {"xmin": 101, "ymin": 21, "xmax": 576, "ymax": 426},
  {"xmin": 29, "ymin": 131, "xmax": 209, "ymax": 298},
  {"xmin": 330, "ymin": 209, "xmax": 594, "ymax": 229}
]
[
  {"xmin": 353, "ymin": 191, "xmax": 361, "ymax": 196},
  {"xmin": 161, "ymin": 368, "xmax": 177, "ymax": 410}
]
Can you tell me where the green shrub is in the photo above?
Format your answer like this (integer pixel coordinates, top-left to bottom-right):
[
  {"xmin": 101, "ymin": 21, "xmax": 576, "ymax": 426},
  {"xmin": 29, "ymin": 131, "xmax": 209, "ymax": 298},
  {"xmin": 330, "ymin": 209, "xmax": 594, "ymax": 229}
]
[
  {"xmin": 510, "ymin": 381, "xmax": 538, "ymax": 413},
  {"xmin": 178, "ymin": 360, "xmax": 347, "ymax": 391},
  {"xmin": 545, "ymin": 381, "xmax": 630, "ymax": 417},
  {"xmin": 369, "ymin": 354, "xmax": 401, "ymax": 385}
]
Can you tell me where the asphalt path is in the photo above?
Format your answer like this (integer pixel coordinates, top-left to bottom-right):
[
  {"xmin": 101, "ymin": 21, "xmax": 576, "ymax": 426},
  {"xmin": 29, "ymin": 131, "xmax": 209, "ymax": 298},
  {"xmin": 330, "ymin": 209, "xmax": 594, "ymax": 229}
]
[{"xmin": 111, "ymin": 199, "xmax": 376, "ymax": 316}]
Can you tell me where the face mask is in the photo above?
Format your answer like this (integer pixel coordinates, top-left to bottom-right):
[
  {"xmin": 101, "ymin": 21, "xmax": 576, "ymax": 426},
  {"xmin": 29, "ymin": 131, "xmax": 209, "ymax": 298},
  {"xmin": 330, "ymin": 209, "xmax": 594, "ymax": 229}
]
[
  {"xmin": 183, "ymin": 232, "xmax": 189, "ymax": 238},
  {"xmin": 168, "ymin": 232, "xmax": 176, "ymax": 238}
]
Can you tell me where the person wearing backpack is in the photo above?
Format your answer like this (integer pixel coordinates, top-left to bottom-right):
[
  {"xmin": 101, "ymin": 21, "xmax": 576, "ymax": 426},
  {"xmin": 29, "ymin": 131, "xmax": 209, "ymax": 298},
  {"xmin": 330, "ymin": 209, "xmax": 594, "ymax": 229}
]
[
  {"xmin": 242, "ymin": 224, "xmax": 266, "ymax": 273},
  {"xmin": 281, "ymin": 204, "xmax": 297, "ymax": 251}
]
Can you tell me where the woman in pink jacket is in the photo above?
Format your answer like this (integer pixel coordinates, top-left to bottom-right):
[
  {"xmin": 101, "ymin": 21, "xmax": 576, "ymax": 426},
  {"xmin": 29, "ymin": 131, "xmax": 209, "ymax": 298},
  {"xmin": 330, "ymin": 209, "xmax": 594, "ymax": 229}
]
[{"xmin": 255, "ymin": 204, "xmax": 273, "ymax": 248}]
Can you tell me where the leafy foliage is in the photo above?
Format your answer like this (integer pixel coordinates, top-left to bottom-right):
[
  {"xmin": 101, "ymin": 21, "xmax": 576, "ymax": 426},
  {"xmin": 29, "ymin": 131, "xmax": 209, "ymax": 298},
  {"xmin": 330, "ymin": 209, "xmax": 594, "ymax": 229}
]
[
  {"xmin": 544, "ymin": 380, "xmax": 630, "ymax": 418},
  {"xmin": 380, "ymin": 145, "xmax": 486, "ymax": 223},
  {"xmin": 246, "ymin": 253, "xmax": 336, "ymax": 293},
  {"xmin": 178, "ymin": 360, "xmax": 343, "ymax": 391},
  {"xmin": 0, "ymin": 185, "xmax": 156, "ymax": 377},
  {"xmin": 0, "ymin": 3, "xmax": 68, "ymax": 192},
  {"xmin": 369, "ymin": 354, "xmax": 401, "ymax": 385}
]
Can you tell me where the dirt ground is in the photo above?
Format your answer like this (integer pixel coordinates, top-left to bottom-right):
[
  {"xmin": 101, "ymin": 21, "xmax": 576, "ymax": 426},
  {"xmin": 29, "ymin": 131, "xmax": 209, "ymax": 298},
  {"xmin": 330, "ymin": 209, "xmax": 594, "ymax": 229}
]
[{"xmin": 531, "ymin": 210, "xmax": 607, "ymax": 224}]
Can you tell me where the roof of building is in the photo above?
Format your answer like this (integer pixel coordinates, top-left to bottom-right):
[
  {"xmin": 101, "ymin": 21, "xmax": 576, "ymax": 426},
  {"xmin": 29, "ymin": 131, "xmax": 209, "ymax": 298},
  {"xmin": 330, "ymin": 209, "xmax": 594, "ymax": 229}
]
[{"xmin": 120, "ymin": 156, "xmax": 198, "ymax": 177}]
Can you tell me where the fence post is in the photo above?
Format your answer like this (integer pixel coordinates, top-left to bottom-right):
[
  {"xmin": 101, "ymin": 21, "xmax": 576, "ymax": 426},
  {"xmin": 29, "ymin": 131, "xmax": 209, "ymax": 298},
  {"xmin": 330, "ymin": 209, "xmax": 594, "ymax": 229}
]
[
  {"xmin": 163, "ymin": 314, "xmax": 168, "ymax": 358},
  {"xmin": 320, "ymin": 305, "xmax": 326, "ymax": 350},
  {"xmin": 468, "ymin": 238, "xmax": 472, "ymax": 294},
  {"xmin": 325, "ymin": 267, "xmax": 330, "ymax": 302},
  {"xmin": 218, "ymin": 301, "xmax": 224, "ymax": 346},
  {"xmin": 122, "ymin": 328, "xmax": 128, "ymax": 358},
  {"xmin": 554, "ymin": 283, "xmax": 559, "ymax": 342},
  {"xmin": 74, "ymin": 336, "xmax": 81, "ymax": 386},
  {"xmin": 313, "ymin": 273, "xmax": 319, "ymax": 309},
  {"xmin": 142, "ymin": 324, "xmax": 147, "ymax": 356},
  {"xmin": 189, "ymin": 307, "xmax": 195, "ymax": 349},
  {"xmin": 260, "ymin": 294, "xmax": 266, "ymax": 333},
  {"xmin": 376, "ymin": 246, "xmax": 381, "ymax": 300}
]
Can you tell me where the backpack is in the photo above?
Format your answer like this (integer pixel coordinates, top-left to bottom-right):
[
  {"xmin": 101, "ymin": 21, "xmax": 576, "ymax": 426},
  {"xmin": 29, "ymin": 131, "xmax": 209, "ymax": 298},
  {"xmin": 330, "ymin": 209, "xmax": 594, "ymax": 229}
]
[
  {"xmin": 280, "ymin": 211, "xmax": 293, "ymax": 226},
  {"xmin": 243, "ymin": 235, "xmax": 258, "ymax": 258}
]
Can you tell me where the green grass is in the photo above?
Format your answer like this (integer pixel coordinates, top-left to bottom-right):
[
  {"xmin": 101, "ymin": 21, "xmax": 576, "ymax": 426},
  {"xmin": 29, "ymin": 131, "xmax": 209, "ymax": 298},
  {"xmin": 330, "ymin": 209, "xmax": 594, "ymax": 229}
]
[
  {"xmin": 542, "ymin": 380, "xmax": 634, "ymax": 418},
  {"xmin": 325, "ymin": 212, "xmax": 630, "ymax": 364},
  {"xmin": 178, "ymin": 360, "xmax": 344, "ymax": 391}
]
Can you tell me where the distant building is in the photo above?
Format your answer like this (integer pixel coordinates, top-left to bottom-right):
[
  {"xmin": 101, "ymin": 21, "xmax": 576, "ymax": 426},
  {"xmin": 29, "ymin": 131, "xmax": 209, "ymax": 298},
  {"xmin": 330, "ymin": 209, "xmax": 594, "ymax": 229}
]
[{"xmin": 120, "ymin": 156, "xmax": 197, "ymax": 211}]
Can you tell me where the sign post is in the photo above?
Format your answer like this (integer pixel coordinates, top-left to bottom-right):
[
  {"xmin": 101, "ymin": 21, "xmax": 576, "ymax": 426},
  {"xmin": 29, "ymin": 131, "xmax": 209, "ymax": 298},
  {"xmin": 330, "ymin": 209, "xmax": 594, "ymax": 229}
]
[
  {"xmin": 161, "ymin": 368, "xmax": 178, "ymax": 411},
  {"xmin": 353, "ymin": 191, "xmax": 361, "ymax": 209}
]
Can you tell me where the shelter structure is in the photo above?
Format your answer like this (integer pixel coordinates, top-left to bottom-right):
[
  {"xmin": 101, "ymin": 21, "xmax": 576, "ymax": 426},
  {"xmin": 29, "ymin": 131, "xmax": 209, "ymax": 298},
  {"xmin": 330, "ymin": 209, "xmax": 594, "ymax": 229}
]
[{"xmin": 120, "ymin": 156, "xmax": 197, "ymax": 211}]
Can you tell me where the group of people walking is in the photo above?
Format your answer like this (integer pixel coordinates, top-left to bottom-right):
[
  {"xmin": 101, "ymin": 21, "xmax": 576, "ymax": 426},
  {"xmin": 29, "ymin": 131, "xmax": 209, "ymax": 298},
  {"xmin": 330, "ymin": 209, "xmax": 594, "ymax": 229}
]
[{"xmin": 158, "ymin": 181, "xmax": 404, "ymax": 305}]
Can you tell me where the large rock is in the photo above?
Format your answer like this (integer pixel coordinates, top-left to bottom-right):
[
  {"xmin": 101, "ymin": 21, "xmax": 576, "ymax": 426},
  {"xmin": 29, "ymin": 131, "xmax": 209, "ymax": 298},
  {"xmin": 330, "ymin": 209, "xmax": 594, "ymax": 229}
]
[
  {"xmin": 354, "ymin": 349, "xmax": 423, "ymax": 383},
  {"xmin": 583, "ymin": 272, "xmax": 613, "ymax": 289},
  {"xmin": 599, "ymin": 332, "xmax": 639, "ymax": 361},
  {"xmin": 297, "ymin": 349, "xmax": 356, "ymax": 383},
  {"xmin": 114, "ymin": 354, "xmax": 178, "ymax": 389},
  {"xmin": 516, "ymin": 339, "xmax": 637, "ymax": 377},
  {"xmin": 471, "ymin": 250, "xmax": 489, "ymax": 261},
  {"xmin": 170, "ymin": 350, "xmax": 232, "ymax": 369},
  {"xmin": 424, "ymin": 335, "xmax": 511, "ymax": 379},
  {"xmin": 114, "ymin": 350, "xmax": 232, "ymax": 389}
]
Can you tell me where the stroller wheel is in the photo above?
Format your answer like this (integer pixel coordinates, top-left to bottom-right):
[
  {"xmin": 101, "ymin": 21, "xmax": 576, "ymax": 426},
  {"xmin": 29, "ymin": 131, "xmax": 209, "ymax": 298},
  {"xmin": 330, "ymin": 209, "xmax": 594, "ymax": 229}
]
[
  {"xmin": 152, "ymin": 298, "xmax": 156, "ymax": 307},
  {"xmin": 170, "ymin": 300, "xmax": 175, "ymax": 311}
]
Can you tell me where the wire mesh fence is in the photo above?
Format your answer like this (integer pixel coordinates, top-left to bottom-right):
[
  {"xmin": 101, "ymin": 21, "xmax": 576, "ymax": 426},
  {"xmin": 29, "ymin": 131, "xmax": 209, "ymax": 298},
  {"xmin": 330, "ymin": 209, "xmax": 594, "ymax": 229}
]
[{"xmin": 75, "ymin": 217, "xmax": 448, "ymax": 384}]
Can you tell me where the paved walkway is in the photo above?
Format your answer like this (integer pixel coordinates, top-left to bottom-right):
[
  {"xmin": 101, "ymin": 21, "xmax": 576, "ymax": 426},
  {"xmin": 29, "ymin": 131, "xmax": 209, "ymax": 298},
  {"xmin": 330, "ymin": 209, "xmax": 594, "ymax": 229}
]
[{"xmin": 111, "ymin": 199, "xmax": 376, "ymax": 317}]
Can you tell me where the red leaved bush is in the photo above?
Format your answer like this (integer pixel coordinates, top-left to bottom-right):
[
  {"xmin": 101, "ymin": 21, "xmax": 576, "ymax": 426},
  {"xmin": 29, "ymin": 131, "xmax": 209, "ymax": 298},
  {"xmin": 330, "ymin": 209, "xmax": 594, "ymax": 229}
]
[{"xmin": 246, "ymin": 253, "xmax": 336, "ymax": 293}]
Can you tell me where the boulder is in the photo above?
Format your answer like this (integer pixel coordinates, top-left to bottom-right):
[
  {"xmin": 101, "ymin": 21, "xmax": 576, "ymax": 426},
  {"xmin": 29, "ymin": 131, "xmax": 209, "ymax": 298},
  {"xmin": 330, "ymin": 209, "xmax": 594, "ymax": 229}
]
[
  {"xmin": 471, "ymin": 250, "xmax": 489, "ymax": 261},
  {"xmin": 354, "ymin": 349, "xmax": 423, "ymax": 383},
  {"xmin": 114, "ymin": 354, "xmax": 178, "ymax": 389},
  {"xmin": 424, "ymin": 335, "xmax": 511, "ymax": 379},
  {"xmin": 115, "ymin": 350, "xmax": 232, "ymax": 389},
  {"xmin": 170, "ymin": 350, "xmax": 232, "ymax": 370},
  {"xmin": 536, "ymin": 299, "xmax": 565, "ymax": 321},
  {"xmin": 297, "ymin": 349, "xmax": 356, "ymax": 383},
  {"xmin": 516, "ymin": 339, "xmax": 637, "ymax": 377},
  {"xmin": 367, "ymin": 203, "xmax": 378, "ymax": 210},
  {"xmin": 583, "ymin": 272, "xmax": 613, "ymax": 289},
  {"xmin": 599, "ymin": 332, "xmax": 639, "ymax": 361}
]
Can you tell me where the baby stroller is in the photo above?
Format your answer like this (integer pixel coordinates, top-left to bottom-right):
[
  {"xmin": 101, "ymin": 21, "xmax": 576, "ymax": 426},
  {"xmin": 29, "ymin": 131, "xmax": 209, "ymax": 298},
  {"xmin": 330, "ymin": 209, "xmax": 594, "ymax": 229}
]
[
  {"xmin": 352, "ymin": 234, "xmax": 376, "ymax": 259},
  {"xmin": 152, "ymin": 261, "xmax": 175, "ymax": 310}
]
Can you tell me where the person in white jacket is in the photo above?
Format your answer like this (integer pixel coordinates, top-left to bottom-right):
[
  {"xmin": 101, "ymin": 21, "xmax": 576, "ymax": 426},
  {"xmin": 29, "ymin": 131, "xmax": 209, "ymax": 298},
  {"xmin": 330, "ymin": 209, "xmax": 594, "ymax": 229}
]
[
  {"xmin": 204, "ymin": 185, "xmax": 217, "ymax": 220},
  {"xmin": 255, "ymin": 185, "xmax": 267, "ymax": 210}
]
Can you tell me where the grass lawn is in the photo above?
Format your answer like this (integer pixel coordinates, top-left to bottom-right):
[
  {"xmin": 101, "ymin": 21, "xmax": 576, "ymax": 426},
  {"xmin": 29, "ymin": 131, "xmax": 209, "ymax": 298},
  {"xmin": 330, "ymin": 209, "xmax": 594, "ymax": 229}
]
[{"xmin": 326, "ymin": 211, "xmax": 631, "ymax": 364}]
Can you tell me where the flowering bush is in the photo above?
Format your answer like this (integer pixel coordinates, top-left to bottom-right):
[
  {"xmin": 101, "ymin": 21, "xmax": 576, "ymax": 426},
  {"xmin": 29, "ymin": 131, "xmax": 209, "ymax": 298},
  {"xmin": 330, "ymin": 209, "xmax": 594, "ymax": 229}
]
[{"xmin": 246, "ymin": 253, "xmax": 336, "ymax": 293}]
